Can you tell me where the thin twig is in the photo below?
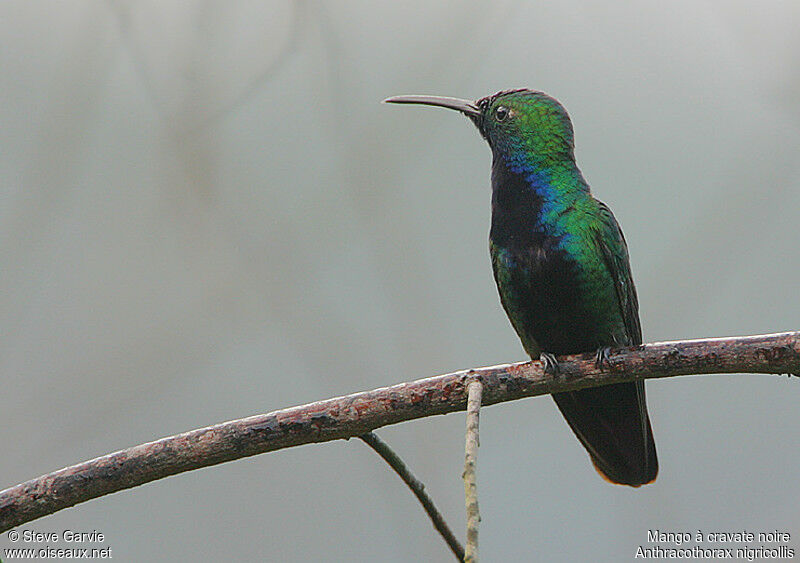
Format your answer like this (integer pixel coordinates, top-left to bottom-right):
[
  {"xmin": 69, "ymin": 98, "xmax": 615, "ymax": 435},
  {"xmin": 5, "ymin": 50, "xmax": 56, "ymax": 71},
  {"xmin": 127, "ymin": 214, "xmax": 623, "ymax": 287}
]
[
  {"xmin": 1, "ymin": 331, "xmax": 798, "ymax": 532},
  {"xmin": 358, "ymin": 432, "xmax": 464, "ymax": 562},
  {"xmin": 463, "ymin": 379, "xmax": 483, "ymax": 562}
]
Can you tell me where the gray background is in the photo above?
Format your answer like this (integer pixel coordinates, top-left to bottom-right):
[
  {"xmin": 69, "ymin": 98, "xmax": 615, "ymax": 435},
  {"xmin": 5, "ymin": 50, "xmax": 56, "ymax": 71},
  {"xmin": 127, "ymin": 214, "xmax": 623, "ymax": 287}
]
[{"xmin": 2, "ymin": 1, "xmax": 799, "ymax": 561}]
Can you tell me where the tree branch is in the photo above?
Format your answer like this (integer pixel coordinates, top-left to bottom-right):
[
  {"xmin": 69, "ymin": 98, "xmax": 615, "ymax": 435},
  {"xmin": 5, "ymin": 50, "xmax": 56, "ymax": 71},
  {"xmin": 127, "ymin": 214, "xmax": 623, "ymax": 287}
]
[
  {"xmin": 358, "ymin": 432, "xmax": 465, "ymax": 561},
  {"xmin": 463, "ymin": 379, "xmax": 483, "ymax": 562},
  {"xmin": 1, "ymin": 331, "xmax": 798, "ymax": 532}
]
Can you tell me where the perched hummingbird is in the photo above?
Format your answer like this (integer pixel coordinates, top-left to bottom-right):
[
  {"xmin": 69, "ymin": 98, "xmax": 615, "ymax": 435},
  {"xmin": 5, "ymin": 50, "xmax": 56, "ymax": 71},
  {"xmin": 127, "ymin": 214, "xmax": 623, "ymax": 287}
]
[{"xmin": 386, "ymin": 89, "xmax": 657, "ymax": 486}]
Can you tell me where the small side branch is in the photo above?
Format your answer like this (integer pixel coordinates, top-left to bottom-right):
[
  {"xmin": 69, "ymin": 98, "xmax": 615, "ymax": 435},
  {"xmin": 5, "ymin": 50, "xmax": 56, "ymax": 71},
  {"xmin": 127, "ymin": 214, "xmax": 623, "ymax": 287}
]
[
  {"xmin": 358, "ymin": 432, "xmax": 464, "ymax": 562},
  {"xmin": 463, "ymin": 378, "xmax": 483, "ymax": 562},
  {"xmin": 1, "ymin": 331, "xmax": 798, "ymax": 532}
]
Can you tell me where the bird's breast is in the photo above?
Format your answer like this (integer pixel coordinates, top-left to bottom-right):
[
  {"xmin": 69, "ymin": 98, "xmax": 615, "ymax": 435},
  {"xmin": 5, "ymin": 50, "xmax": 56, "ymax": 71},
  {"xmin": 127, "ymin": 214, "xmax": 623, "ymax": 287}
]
[{"xmin": 489, "ymin": 230, "xmax": 614, "ymax": 355}]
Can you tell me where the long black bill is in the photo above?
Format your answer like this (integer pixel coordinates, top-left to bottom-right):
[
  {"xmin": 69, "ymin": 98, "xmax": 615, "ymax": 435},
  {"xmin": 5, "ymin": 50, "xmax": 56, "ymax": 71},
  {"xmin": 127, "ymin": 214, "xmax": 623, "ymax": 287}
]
[{"xmin": 383, "ymin": 95, "xmax": 480, "ymax": 118}]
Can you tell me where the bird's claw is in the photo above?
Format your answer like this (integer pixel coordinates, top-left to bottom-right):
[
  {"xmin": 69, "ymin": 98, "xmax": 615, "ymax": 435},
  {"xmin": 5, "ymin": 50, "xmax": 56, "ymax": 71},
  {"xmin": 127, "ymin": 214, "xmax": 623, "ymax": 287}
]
[
  {"xmin": 540, "ymin": 352, "xmax": 560, "ymax": 378},
  {"xmin": 594, "ymin": 347, "xmax": 612, "ymax": 371}
]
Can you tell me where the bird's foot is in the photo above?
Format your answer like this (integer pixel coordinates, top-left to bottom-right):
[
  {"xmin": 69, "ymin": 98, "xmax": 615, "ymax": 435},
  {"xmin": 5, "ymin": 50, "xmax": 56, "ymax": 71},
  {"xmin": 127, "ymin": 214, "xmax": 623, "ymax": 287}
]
[
  {"xmin": 540, "ymin": 352, "xmax": 560, "ymax": 378},
  {"xmin": 594, "ymin": 347, "xmax": 613, "ymax": 371}
]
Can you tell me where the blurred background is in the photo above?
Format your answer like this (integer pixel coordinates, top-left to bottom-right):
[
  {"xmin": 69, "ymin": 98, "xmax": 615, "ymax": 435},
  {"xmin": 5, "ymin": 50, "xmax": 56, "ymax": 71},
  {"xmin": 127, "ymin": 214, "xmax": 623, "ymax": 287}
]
[{"xmin": 2, "ymin": 1, "xmax": 799, "ymax": 561}]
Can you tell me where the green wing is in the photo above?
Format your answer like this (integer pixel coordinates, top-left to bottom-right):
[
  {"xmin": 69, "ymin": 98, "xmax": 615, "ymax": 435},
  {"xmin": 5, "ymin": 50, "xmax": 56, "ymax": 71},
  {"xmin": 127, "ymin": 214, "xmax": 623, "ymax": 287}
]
[
  {"xmin": 551, "ymin": 198, "xmax": 657, "ymax": 486},
  {"xmin": 594, "ymin": 200, "xmax": 642, "ymax": 346}
]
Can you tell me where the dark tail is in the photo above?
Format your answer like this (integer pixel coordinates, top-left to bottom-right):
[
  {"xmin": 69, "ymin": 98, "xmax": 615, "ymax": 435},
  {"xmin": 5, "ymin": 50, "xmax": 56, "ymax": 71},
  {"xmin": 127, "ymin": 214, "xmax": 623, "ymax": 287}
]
[{"xmin": 552, "ymin": 380, "xmax": 658, "ymax": 486}]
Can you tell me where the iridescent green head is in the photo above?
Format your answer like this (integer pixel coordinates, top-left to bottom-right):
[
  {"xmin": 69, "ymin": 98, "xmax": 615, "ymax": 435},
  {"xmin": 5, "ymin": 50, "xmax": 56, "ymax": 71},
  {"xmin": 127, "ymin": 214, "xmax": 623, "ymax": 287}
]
[{"xmin": 385, "ymin": 89, "xmax": 576, "ymax": 166}]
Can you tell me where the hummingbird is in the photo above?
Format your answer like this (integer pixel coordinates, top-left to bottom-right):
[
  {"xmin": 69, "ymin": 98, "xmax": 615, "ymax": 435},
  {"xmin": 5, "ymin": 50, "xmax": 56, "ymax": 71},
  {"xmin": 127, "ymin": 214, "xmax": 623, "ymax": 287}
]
[{"xmin": 385, "ymin": 90, "xmax": 657, "ymax": 486}]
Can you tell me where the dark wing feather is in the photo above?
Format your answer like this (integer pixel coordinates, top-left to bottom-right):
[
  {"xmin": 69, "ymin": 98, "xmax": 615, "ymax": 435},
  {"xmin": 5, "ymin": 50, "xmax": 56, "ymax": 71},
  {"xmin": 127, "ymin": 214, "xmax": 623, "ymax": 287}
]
[
  {"xmin": 552, "ymin": 200, "xmax": 657, "ymax": 486},
  {"xmin": 585, "ymin": 199, "xmax": 656, "ymax": 484}
]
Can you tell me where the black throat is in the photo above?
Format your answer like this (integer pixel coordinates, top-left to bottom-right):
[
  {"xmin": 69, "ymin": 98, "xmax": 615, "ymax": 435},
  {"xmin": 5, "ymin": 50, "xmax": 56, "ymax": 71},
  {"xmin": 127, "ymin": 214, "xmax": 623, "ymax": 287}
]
[{"xmin": 489, "ymin": 156, "xmax": 548, "ymax": 251}]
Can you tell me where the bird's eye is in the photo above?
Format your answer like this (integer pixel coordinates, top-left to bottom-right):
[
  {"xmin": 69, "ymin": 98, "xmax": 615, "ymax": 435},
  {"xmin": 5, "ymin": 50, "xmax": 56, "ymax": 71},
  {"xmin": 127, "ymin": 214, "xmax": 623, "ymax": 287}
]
[{"xmin": 495, "ymin": 106, "xmax": 509, "ymax": 122}]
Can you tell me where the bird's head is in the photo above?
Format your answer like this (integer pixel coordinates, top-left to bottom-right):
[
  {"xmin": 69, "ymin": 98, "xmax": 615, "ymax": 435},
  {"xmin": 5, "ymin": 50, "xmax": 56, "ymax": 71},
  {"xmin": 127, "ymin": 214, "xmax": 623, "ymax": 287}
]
[{"xmin": 385, "ymin": 89, "xmax": 576, "ymax": 167}]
